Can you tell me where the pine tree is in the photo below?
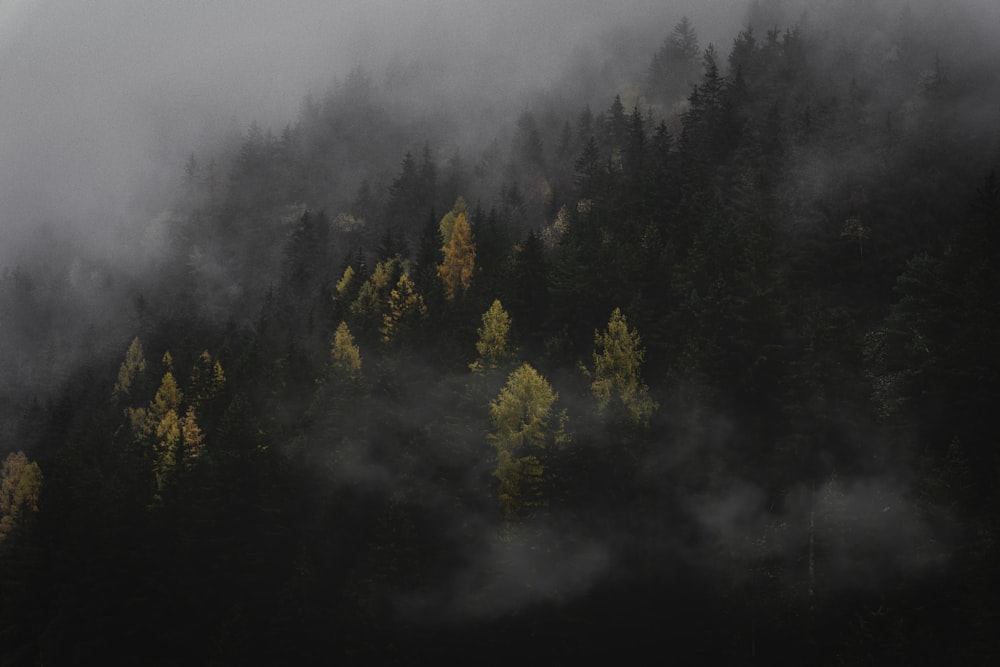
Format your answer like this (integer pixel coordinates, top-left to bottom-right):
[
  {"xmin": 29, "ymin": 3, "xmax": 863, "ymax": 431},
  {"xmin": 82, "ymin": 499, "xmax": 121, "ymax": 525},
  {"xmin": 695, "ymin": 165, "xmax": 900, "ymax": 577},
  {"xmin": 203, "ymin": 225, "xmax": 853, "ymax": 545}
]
[
  {"xmin": 488, "ymin": 364, "xmax": 567, "ymax": 523},
  {"xmin": 350, "ymin": 257, "xmax": 403, "ymax": 338},
  {"xmin": 437, "ymin": 210, "xmax": 476, "ymax": 300},
  {"xmin": 179, "ymin": 406, "xmax": 205, "ymax": 467},
  {"xmin": 114, "ymin": 337, "xmax": 147, "ymax": 400},
  {"xmin": 438, "ymin": 197, "xmax": 468, "ymax": 248},
  {"xmin": 0, "ymin": 451, "xmax": 42, "ymax": 540},
  {"xmin": 382, "ymin": 272, "xmax": 428, "ymax": 344},
  {"xmin": 189, "ymin": 350, "xmax": 226, "ymax": 406},
  {"xmin": 591, "ymin": 308, "xmax": 657, "ymax": 426},
  {"xmin": 330, "ymin": 321, "xmax": 362, "ymax": 379},
  {"xmin": 670, "ymin": 16, "xmax": 700, "ymax": 64},
  {"xmin": 471, "ymin": 299, "xmax": 514, "ymax": 372}
]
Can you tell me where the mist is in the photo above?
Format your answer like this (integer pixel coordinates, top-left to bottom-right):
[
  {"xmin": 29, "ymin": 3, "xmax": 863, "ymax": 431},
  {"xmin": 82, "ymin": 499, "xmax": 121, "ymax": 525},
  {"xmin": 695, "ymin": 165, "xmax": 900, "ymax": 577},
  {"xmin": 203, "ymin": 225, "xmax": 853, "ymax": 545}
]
[
  {"xmin": 0, "ymin": 0, "xmax": 752, "ymax": 264},
  {"xmin": 1, "ymin": 0, "xmax": 999, "ymax": 662}
]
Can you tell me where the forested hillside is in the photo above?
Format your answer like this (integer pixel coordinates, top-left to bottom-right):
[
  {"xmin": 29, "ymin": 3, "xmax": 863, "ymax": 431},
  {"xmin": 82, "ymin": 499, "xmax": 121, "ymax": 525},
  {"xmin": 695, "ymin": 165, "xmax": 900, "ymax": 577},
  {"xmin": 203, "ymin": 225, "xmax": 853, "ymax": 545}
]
[{"xmin": 1, "ymin": 3, "xmax": 999, "ymax": 663}]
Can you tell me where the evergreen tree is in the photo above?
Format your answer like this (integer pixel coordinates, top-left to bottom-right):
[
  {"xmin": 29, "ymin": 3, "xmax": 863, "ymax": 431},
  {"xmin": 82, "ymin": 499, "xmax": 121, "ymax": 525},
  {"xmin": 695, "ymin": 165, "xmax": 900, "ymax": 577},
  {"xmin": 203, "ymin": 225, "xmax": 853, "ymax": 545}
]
[
  {"xmin": 590, "ymin": 308, "xmax": 657, "ymax": 426},
  {"xmin": 179, "ymin": 405, "xmax": 205, "ymax": 467},
  {"xmin": 488, "ymin": 363, "xmax": 566, "ymax": 523},
  {"xmin": 0, "ymin": 451, "xmax": 42, "ymax": 540},
  {"xmin": 471, "ymin": 299, "xmax": 514, "ymax": 372},
  {"xmin": 509, "ymin": 230, "xmax": 549, "ymax": 344},
  {"xmin": 437, "ymin": 210, "xmax": 476, "ymax": 300},
  {"xmin": 114, "ymin": 337, "xmax": 147, "ymax": 401},
  {"xmin": 648, "ymin": 16, "xmax": 700, "ymax": 102},
  {"xmin": 330, "ymin": 321, "xmax": 362, "ymax": 380},
  {"xmin": 438, "ymin": 197, "xmax": 468, "ymax": 247},
  {"xmin": 188, "ymin": 350, "xmax": 226, "ymax": 407},
  {"xmin": 382, "ymin": 272, "xmax": 428, "ymax": 344}
]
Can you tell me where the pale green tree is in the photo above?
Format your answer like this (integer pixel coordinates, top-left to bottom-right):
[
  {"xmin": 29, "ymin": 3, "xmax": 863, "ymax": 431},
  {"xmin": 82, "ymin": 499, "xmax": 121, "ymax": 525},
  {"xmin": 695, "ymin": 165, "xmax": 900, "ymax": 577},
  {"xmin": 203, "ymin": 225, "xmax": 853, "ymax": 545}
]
[
  {"xmin": 591, "ymin": 308, "xmax": 657, "ymax": 426},
  {"xmin": 471, "ymin": 299, "xmax": 514, "ymax": 372},
  {"xmin": 488, "ymin": 363, "xmax": 567, "ymax": 522}
]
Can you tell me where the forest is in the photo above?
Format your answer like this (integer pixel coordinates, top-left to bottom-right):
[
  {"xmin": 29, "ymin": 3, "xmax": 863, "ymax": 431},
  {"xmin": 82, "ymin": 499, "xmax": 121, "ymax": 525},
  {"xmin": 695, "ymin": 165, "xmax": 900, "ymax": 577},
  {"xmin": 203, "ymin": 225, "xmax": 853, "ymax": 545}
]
[{"xmin": 1, "ymin": 1, "xmax": 999, "ymax": 663}]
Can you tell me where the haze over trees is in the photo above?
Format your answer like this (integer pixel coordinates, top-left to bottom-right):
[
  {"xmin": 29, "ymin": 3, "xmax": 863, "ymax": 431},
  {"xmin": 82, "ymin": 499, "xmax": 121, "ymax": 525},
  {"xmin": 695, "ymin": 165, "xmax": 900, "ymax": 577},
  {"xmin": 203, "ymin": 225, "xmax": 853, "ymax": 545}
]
[{"xmin": 1, "ymin": 0, "xmax": 999, "ymax": 662}]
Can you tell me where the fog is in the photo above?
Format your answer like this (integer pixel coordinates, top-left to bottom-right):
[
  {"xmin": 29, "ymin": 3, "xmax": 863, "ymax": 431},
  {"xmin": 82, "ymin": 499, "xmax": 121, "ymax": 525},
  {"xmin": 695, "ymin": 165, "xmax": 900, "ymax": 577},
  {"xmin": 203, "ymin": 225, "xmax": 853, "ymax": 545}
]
[
  {"xmin": 0, "ymin": 0, "xmax": 749, "ymax": 266},
  {"xmin": 1, "ymin": 1, "xmax": 998, "ymax": 659}
]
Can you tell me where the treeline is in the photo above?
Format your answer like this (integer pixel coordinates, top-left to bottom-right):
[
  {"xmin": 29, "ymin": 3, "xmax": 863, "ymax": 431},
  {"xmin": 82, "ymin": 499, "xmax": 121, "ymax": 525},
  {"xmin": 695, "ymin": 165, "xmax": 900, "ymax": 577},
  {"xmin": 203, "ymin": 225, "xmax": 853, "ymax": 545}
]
[{"xmin": 1, "ymin": 10, "xmax": 999, "ymax": 664}]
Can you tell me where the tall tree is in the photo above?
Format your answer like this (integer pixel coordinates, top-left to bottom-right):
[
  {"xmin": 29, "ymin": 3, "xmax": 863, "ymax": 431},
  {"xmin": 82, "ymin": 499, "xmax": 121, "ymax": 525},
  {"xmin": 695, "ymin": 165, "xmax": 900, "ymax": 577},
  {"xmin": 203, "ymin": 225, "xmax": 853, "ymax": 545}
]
[
  {"xmin": 437, "ymin": 210, "xmax": 476, "ymax": 300},
  {"xmin": 471, "ymin": 299, "xmax": 514, "ymax": 372},
  {"xmin": 381, "ymin": 272, "xmax": 428, "ymax": 344},
  {"xmin": 591, "ymin": 308, "xmax": 657, "ymax": 427},
  {"xmin": 188, "ymin": 350, "xmax": 226, "ymax": 407},
  {"xmin": 488, "ymin": 364, "xmax": 567, "ymax": 523},
  {"xmin": 648, "ymin": 16, "xmax": 701, "ymax": 102},
  {"xmin": 114, "ymin": 337, "xmax": 148, "ymax": 401},
  {"xmin": 438, "ymin": 197, "xmax": 469, "ymax": 247},
  {"xmin": 330, "ymin": 321, "xmax": 362, "ymax": 380}
]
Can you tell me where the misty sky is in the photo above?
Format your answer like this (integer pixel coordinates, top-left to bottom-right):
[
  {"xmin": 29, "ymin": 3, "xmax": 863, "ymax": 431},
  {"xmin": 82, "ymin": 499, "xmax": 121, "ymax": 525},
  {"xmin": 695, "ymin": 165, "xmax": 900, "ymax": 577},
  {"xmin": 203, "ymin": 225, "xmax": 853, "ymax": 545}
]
[
  {"xmin": 2, "ymin": 0, "xmax": 997, "ymax": 266},
  {"xmin": 0, "ymin": 0, "xmax": 750, "ymax": 264}
]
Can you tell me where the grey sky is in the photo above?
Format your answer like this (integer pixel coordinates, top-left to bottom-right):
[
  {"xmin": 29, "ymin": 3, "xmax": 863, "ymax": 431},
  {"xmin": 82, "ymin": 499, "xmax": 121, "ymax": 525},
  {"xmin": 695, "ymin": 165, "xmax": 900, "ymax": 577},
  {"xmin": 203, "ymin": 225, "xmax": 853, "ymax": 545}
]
[
  {"xmin": 0, "ymin": 1, "xmax": 753, "ymax": 260},
  {"xmin": 1, "ymin": 0, "xmax": 996, "ymax": 265}
]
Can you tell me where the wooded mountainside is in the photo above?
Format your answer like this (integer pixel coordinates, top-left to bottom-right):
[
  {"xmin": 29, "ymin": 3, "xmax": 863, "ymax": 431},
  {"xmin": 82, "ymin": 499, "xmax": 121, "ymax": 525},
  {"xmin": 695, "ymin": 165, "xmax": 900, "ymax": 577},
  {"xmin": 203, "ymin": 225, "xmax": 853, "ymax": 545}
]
[{"xmin": 1, "ymin": 4, "xmax": 999, "ymax": 663}]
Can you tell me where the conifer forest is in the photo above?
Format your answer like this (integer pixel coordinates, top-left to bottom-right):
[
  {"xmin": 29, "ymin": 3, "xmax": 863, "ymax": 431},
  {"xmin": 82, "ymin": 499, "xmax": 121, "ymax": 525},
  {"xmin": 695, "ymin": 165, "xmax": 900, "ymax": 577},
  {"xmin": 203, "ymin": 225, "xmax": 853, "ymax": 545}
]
[{"xmin": 1, "ymin": 1, "xmax": 999, "ymax": 663}]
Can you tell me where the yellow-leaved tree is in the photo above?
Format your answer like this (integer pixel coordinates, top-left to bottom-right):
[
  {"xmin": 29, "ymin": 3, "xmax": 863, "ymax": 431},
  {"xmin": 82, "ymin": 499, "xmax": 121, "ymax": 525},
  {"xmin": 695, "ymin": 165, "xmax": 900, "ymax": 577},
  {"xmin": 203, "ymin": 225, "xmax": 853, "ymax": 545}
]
[
  {"xmin": 124, "ymin": 351, "xmax": 211, "ymax": 497},
  {"xmin": 113, "ymin": 336, "xmax": 147, "ymax": 400},
  {"xmin": 471, "ymin": 299, "xmax": 514, "ymax": 372},
  {"xmin": 438, "ymin": 196, "xmax": 468, "ymax": 247},
  {"xmin": 0, "ymin": 451, "xmax": 43, "ymax": 540},
  {"xmin": 382, "ymin": 271, "xmax": 428, "ymax": 344},
  {"xmin": 331, "ymin": 321, "xmax": 362, "ymax": 379},
  {"xmin": 488, "ymin": 363, "xmax": 567, "ymax": 524},
  {"xmin": 591, "ymin": 308, "xmax": 657, "ymax": 427},
  {"xmin": 437, "ymin": 210, "xmax": 475, "ymax": 300}
]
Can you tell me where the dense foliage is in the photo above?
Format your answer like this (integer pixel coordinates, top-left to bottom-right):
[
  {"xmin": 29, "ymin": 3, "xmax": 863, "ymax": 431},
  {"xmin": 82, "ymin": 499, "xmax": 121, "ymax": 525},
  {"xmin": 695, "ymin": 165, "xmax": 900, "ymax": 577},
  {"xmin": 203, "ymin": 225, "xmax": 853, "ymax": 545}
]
[{"xmin": 1, "ymin": 6, "xmax": 999, "ymax": 664}]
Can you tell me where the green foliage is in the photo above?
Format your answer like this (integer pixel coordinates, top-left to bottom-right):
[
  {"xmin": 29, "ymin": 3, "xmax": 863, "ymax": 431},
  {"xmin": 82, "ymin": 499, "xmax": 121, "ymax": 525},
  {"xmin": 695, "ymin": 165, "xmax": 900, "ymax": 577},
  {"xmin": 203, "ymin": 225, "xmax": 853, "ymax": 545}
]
[
  {"xmin": 488, "ymin": 364, "xmax": 567, "ymax": 522},
  {"xmin": 471, "ymin": 299, "xmax": 513, "ymax": 372},
  {"xmin": 6, "ymin": 13, "xmax": 1000, "ymax": 662},
  {"xmin": 590, "ymin": 308, "xmax": 657, "ymax": 426},
  {"xmin": 351, "ymin": 257, "xmax": 404, "ymax": 336},
  {"xmin": 189, "ymin": 350, "xmax": 226, "ymax": 406}
]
